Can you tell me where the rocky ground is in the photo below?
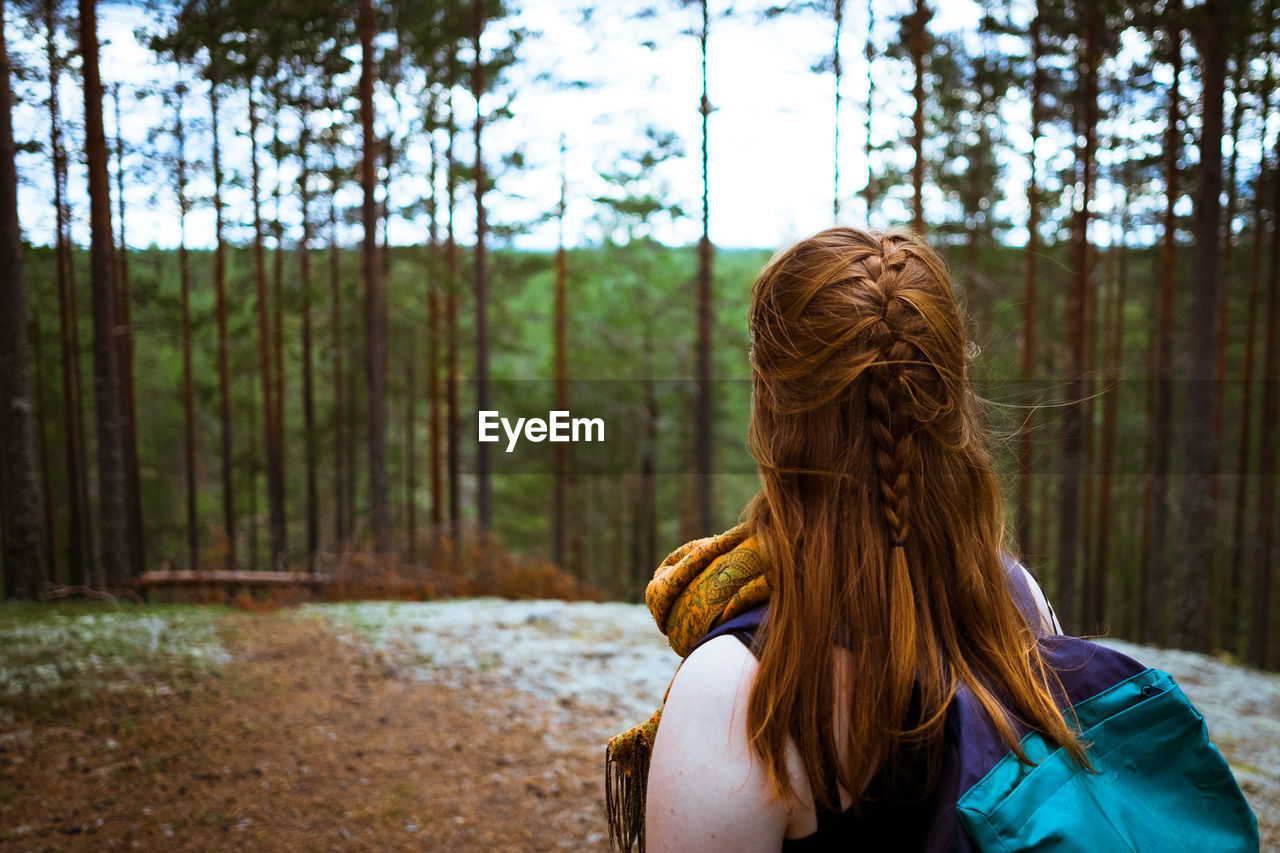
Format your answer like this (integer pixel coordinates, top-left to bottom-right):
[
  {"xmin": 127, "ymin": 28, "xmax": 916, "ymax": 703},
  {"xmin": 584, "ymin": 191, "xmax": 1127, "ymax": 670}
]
[{"xmin": 0, "ymin": 599, "xmax": 1275, "ymax": 850}]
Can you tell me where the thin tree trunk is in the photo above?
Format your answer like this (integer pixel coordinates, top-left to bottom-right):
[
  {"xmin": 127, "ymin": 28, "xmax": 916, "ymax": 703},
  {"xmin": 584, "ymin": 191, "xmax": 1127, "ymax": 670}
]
[
  {"xmin": 360, "ymin": 0, "xmax": 390, "ymax": 553},
  {"xmin": 1248, "ymin": 126, "xmax": 1280, "ymax": 669},
  {"xmin": 299, "ymin": 126, "xmax": 318, "ymax": 570},
  {"xmin": 1095, "ymin": 142, "xmax": 1131, "ymax": 636},
  {"xmin": 1172, "ymin": 0, "xmax": 1229, "ymax": 652},
  {"xmin": 270, "ymin": 77, "xmax": 286, "ymax": 513},
  {"xmin": 473, "ymin": 0, "xmax": 492, "ymax": 534},
  {"xmin": 1017, "ymin": 1, "xmax": 1043, "ymax": 561},
  {"xmin": 832, "ymin": 0, "xmax": 843, "ymax": 220},
  {"xmin": 862, "ymin": 0, "xmax": 875, "ymax": 221},
  {"xmin": 210, "ymin": 78, "xmax": 235, "ymax": 570},
  {"xmin": 1057, "ymin": 0, "xmax": 1098, "ymax": 634},
  {"xmin": 553, "ymin": 135, "xmax": 570, "ymax": 571},
  {"xmin": 1228, "ymin": 48, "xmax": 1271, "ymax": 657},
  {"xmin": 426, "ymin": 122, "xmax": 443, "ymax": 534},
  {"xmin": 29, "ymin": 315, "xmax": 57, "ymax": 583},
  {"xmin": 78, "ymin": 0, "xmax": 128, "ymax": 585},
  {"xmin": 328, "ymin": 148, "xmax": 346, "ymax": 549},
  {"xmin": 248, "ymin": 84, "xmax": 285, "ymax": 570},
  {"xmin": 175, "ymin": 71, "xmax": 197, "ymax": 572},
  {"xmin": 1140, "ymin": 0, "xmax": 1181, "ymax": 644},
  {"xmin": 695, "ymin": 0, "xmax": 714, "ymax": 535},
  {"xmin": 909, "ymin": 0, "xmax": 927, "ymax": 232},
  {"xmin": 405, "ymin": 351, "xmax": 416, "ymax": 563},
  {"xmin": 111, "ymin": 83, "xmax": 143, "ymax": 575},
  {"xmin": 46, "ymin": 0, "xmax": 90, "ymax": 586},
  {"xmin": 0, "ymin": 2, "xmax": 45, "ymax": 599},
  {"xmin": 445, "ymin": 99, "xmax": 461, "ymax": 546}
]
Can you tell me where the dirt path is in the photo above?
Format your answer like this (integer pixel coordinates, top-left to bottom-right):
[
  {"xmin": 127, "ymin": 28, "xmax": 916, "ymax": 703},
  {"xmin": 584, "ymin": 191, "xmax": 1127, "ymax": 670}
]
[{"xmin": 0, "ymin": 613, "xmax": 610, "ymax": 851}]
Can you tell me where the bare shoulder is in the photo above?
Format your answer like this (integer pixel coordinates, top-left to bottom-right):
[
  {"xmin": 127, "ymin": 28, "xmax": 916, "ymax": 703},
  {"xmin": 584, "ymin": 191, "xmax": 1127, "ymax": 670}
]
[{"xmin": 645, "ymin": 635, "xmax": 790, "ymax": 852}]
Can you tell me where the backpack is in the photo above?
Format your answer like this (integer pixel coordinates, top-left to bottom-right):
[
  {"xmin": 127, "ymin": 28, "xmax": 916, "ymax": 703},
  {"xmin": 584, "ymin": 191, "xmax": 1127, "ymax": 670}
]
[{"xmin": 692, "ymin": 573, "xmax": 1260, "ymax": 852}]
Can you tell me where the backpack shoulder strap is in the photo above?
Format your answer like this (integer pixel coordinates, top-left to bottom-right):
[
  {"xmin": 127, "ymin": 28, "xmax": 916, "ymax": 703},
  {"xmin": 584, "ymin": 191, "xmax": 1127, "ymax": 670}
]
[{"xmin": 688, "ymin": 603, "xmax": 769, "ymax": 658}]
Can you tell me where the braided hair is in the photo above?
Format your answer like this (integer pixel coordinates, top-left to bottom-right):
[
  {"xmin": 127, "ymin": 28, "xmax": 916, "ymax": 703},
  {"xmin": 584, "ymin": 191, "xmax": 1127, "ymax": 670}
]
[{"xmin": 744, "ymin": 227, "xmax": 1084, "ymax": 812}]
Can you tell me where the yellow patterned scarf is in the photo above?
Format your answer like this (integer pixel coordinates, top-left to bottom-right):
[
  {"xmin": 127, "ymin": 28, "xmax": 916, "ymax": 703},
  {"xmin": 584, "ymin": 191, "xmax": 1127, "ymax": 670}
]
[{"xmin": 604, "ymin": 523, "xmax": 771, "ymax": 852}]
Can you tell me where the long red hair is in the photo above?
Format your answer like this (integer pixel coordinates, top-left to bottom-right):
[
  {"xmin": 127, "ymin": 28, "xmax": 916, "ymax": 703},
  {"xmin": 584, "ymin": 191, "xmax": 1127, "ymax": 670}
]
[{"xmin": 744, "ymin": 227, "xmax": 1084, "ymax": 810}]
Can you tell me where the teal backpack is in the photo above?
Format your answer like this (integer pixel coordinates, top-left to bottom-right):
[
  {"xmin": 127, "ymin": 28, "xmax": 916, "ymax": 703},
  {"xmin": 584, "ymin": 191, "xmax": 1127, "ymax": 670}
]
[
  {"xmin": 697, "ymin": 567, "xmax": 1260, "ymax": 852},
  {"xmin": 953, "ymin": 643, "xmax": 1259, "ymax": 852}
]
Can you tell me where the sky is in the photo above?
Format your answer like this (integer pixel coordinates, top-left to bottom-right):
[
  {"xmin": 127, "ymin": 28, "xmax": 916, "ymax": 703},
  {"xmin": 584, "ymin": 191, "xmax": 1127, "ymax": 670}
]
[{"xmin": 9, "ymin": 0, "xmax": 1023, "ymax": 254}]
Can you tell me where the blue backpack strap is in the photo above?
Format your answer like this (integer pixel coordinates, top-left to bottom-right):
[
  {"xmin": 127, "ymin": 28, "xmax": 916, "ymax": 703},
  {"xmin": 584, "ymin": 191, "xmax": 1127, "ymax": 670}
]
[{"xmin": 688, "ymin": 603, "xmax": 769, "ymax": 657}]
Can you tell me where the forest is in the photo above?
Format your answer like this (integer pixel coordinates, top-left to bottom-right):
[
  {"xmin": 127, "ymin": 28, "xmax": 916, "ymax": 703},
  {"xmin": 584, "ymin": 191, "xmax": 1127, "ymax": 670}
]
[{"xmin": 0, "ymin": 0, "xmax": 1278, "ymax": 673}]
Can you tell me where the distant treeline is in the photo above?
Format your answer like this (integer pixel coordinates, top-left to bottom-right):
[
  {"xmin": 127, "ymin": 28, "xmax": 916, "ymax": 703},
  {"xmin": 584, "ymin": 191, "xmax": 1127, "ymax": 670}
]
[{"xmin": 0, "ymin": 0, "xmax": 1277, "ymax": 673}]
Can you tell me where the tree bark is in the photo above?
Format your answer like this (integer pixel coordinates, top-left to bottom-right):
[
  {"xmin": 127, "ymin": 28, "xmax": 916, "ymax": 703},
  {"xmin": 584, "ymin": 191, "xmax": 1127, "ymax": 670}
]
[
  {"xmin": 46, "ymin": 0, "xmax": 91, "ymax": 586},
  {"xmin": 1140, "ymin": 0, "xmax": 1182, "ymax": 645},
  {"xmin": 77, "ymin": 0, "xmax": 129, "ymax": 585},
  {"xmin": 0, "ymin": 1, "xmax": 45, "ymax": 599},
  {"xmin": 1172, "ymin": 0, "xmax": 1229, "ymax": 652},
  {"xmin": 553, "ymin": 137, "xmax": 570, "ymax": 571},
  {"xmin": 210, "ymin": 78, "xmax": 235, "ymax": 571},
  {"xmin": 1057, "ymin": 0, "xmax": 1099, "ymax": 634},
  {"xmin": 327, "ymin": 137, "xmax": 346, "ymax": 549},
  {"xmin": 445, "ymin": 97, "xmax": 461, "ymax": 546},
  {"xmin": 695, "ymin": 0, "xmax": 714, "ymax": 535},
  {"xmin": 249, "ymin": 85, "xmax": 285, "ymax": 570},
  {"xmin": 1017, "ymin": 1, "xmax": 1042, "ymax": 561},
  {"xmin": 862, "ymin": 0, "xmax": 875, "ymax": 221},
  {"xmin": 1228, "ymin": 42, "xmax": 1271, "ymax": 658},
  {"xmin": 299, "ymin": 126, "xmax": 318, "ymax": 570},
  {"xmin": 111, "ymin": 83, "xmax": 143, "ymax": 576},
  {"xmin": 175, "ymin": 72, "xmax": 197, "ymax": 572},
  {"xmin": 1248, "ymin": 123, "xmax": 1280, "ymax": 668},
  {"xmin": 360, "ymin": 0, "xmax": 390, "ymax": 553},
  {"xmin": 909, "ymin": 0, "xmax": 927, "ymax": 233},
  {"xmin": 473, "ymin": 0, "xmax": 492, "ymax": 534},
  {"xmin": 832, "ymin": 0, "xmax": 843, "ymax": 220}
]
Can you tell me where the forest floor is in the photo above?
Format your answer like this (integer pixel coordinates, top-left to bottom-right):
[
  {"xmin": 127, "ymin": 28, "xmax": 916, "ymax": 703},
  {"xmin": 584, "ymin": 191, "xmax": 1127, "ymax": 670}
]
[{"xmin": 0, "ymin": 599, "xmax": 1277, "ymax": 851}]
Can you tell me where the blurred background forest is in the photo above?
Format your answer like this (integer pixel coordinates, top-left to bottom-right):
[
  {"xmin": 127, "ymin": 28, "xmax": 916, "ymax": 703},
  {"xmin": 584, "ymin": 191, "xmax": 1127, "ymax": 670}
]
[{"xmin": 1, "ymin": 0, "xmax": 1278, "ymax": 670}]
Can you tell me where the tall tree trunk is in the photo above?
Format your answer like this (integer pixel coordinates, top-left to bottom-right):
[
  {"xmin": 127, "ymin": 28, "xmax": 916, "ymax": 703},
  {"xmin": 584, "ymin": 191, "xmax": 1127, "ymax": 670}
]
[
  {"xmin": 473, "ymin": 0, "xmax": 493, "ymax": 534},
  {"xmin": 111, "ymin": 83, "xmax": 143, "ymax": 575},
  {"xmin": 1211, "ymin": 54, "xmax": 1244, "ymax": 648},
  {"xmin": 28, "ymin": 315, "xmax": 57, "ymax": 583},
  {"xmin": 427, "ymin": 123, "xmax": 443, "ymax": 534},
  {"xmin": 553, "ymin": 136, "xmax": 570, "ymax": 571},
  {"xmin": 46, "ymin": 0, "xmax": 90, "ymax": 586},
  {"xmin": 1140, "ymin": 0, "xmax": 1181, "ymax": 644},
  {"xmin": 1057, "ymin": 0, "xmax": 1098, "ymax": 634},
  {"xmin": 695, "ymin": 0, "xmax": 715, "ymax": 535},
  {"xmin": 1172, "ymin": 0, "xmax": 1229, "ymax": 652},
  {"xmin": 210, "ymin": 78, "xmax": 235, "ymax": 570},
  {"xmin": 862, "ymin": 0, "xmax": 875, "ymax": 221},
  {"xmin": 445, "ymin": 99, "xmax": 461, "ymax": 546},
  {"xmin": 405, "ymin": 351, "xmax": 417, "ymax": 563},
  {"xmin": 270, "ymin": 77, "xmax": 286, "ymax": 517},
  {"xmin": 328, "ymin": 147, "xmax": 346, "ymax": 549},
  {"xmin": 78, "ymin": 0, "xmax": 129, "ymax": 585},
  {"xmin": 249, "ymin": 84, "xmax": 285, "ymax": 570},
  {"xmin": 832, "ymin": 0, "xmax": 843, "ymax": 220},
  {"xmin": 175, "ymin": 72, "xmax": 197, "ymax": 572},
  {"xmin": 1248, "ymin": 125, "xmax": 1280, "ymax": 668},
  {"xmin": 1228, "ymin": 42, "xmax": 1271, "ymax": 657},
  {"xmin": 299, "ymin": 126, "xmax": 318, "ymax": 570},
  {"xmin": 909, "ymin": 0, "xmax": 927, "ymax": 232},
  {"xmin": 1017, "ymin": 1, "xmax": 1043, "ymax": 560},
  {"xmin": 360, "ymin": 0, "xmax": 390, "ymax": 553},
  {"xmin": 0, "ymin": 2, "xmax": 46, "ymax": 599}
]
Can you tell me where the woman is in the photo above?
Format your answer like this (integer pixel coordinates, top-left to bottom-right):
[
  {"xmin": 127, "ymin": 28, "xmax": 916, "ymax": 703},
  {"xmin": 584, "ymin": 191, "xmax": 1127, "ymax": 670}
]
[{"xmin": 630, "ymin": 227, "xmax": 1082, "ymax": 851}]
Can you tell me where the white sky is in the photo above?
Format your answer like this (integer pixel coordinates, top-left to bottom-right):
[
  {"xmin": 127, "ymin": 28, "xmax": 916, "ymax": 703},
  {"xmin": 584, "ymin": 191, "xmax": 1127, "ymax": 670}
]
[{"xmin": 7, "ymin": 0, "xmax": 1077, "ymax": 253}]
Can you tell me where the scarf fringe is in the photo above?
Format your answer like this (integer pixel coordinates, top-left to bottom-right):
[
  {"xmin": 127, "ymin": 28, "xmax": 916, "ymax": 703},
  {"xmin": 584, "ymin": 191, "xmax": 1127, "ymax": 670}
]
[{"xmin": 606, "ymin": 745, "xmax": 650, "ymax": 852}]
